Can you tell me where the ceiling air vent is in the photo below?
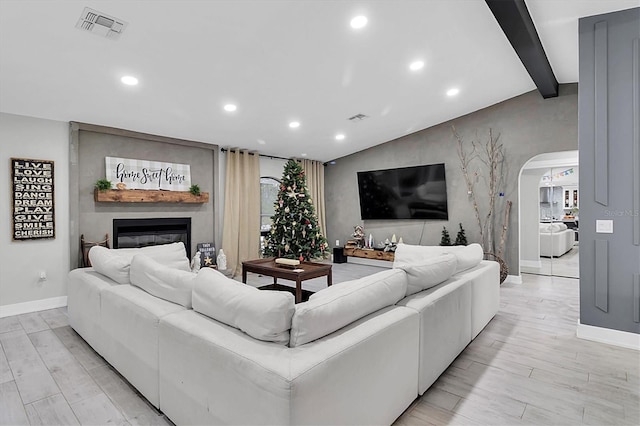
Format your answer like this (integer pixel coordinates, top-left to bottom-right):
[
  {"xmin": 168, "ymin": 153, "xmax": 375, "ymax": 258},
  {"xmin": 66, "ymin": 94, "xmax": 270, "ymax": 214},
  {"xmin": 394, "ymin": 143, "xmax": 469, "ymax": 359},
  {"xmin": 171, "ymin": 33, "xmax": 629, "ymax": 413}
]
[
  {"xmin": 76, "ymin": 7, "xmax": 128, "ymax": 40},
  {"xmin": 348, "ymin": 113, "xmax": 369, "ymax": 122}
]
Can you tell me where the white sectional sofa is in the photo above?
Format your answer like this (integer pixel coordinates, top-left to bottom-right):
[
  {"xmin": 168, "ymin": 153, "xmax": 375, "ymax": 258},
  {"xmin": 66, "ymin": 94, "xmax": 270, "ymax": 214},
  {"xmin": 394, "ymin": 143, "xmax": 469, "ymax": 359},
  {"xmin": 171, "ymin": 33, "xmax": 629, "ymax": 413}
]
[
  {"xmin": 67, "ymin": 242, "xmax": 499, "ymax": 425},
  {"xmin": 539, "ymin": 222, "xmax": 576, "ymax": 257}
]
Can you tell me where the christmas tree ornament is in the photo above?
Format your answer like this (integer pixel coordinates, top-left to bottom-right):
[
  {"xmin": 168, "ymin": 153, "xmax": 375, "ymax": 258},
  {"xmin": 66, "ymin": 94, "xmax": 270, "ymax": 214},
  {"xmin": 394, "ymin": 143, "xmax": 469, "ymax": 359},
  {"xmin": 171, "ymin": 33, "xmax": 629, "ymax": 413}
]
[{"xmin": 284, "ymin": 207, "xmax": 290, "ymax": 213}]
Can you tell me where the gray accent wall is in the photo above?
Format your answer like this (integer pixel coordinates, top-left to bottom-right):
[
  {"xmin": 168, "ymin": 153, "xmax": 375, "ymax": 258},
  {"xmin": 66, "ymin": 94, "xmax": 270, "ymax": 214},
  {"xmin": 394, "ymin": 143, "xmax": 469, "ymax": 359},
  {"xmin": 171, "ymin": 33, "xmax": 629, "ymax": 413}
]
[
  {"xmin": 578, "ymin": 8, "xmax": 640, "ymax": 334},
  {"xmin": 324, "ymin": 84, "xmax": 578, "ymax": 274},
  {"xmin": 69, "ymin": 123, "xmax": 217, "ymax": 269}
]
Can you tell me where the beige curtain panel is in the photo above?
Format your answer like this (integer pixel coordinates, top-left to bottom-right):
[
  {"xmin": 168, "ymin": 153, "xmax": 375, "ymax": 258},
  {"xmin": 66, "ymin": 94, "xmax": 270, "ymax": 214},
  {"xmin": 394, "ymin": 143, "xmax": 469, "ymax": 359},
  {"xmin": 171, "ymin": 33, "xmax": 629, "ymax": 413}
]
[
  {"xmin": 299, "ymin": 158, "xmax": 327, "ymax": 239},
  {"xmin": 221, "ymin": 150, "xmax": 261, "ymax": 277}
]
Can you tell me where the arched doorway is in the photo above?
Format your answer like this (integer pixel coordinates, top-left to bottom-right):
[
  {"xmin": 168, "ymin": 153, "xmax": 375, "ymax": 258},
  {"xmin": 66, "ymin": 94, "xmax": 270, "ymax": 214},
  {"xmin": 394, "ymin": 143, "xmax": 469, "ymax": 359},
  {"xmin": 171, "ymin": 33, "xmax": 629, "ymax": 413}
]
[{"xmin": 519, "ymin": 150, "xmax": 579, "ymax": 278}]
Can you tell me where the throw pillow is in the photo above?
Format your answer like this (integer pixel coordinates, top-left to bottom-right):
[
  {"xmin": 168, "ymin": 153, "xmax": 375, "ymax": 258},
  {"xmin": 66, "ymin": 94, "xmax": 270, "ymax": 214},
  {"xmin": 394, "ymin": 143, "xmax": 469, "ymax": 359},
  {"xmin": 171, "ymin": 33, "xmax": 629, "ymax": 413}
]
[
  {"xmin": 116, "ymin": 242, "xmax": 191, "ymax": 271},
  {"xmin": 192, "ymin": 268, "xmax": 295, "ymax": 345},
  {"xmin": 130, "ymin": 254, "xmax": 196, "ymax": 308},
  {"xmin": 289, "ymin": 268, "xmax": 408, "ymax": 347},
  {"xmin": 393, "ymin": 253, "xmax": 457, "ymax": 296},
  {"xmin": 88, "ymin": 245, "xmax": 131, "ymax": 284}
]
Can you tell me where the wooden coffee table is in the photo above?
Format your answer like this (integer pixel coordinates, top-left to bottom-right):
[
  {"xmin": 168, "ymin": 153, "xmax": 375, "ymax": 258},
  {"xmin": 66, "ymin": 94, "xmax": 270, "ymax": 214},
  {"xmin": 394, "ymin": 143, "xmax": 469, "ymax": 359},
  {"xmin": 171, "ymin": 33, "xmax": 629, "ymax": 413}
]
[{"xmin": 242, "ymin": 258, "xmax": 332, "ymax": 303}]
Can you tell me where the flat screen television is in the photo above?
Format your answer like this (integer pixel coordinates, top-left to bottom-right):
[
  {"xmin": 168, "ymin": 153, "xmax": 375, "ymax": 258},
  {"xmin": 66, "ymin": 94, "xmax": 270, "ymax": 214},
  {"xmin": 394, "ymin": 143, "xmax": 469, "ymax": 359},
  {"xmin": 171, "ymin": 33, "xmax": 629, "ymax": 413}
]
[{"xmin": 357, "ymin": 163, "xmax": 448, "ymax": 220}]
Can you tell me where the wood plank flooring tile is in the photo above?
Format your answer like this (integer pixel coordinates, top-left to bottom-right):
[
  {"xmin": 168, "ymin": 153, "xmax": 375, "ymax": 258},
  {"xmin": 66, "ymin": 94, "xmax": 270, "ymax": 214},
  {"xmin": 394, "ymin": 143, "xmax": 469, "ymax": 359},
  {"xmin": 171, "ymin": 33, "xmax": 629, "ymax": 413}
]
[
  {"xmin": 0, "ymin": 344, "xmax": 13, "ymax": 384},
  {"xmin": 13, "ymin": 370, "xmax": 61, "ymax": 405},
  {"xmin": 410, "ymin": 401, "xmax": 480, "ymax": 426},
  {"xmin": 53, "ymin": 326, "xmax": 106, "ymax": 370},
  {"xmin": 40, "ymin": 313, "xmax": 69, "ymax": 330},
  {"xmin": 70, "ymin": 393, "xmax": 129, "ymax": 426},
  {"xmin": 17, "ymin": 312, "xmax": 50, "ymax": 334},
  {"xmin": 88, "ymin": 364, "xmax": 161, "ymax": 422},
  {"xmin": 26, "ymin": 393, "xmax": 80, "ymax": 426},
  {"xmin": 0, "ymin": 317, "xmax": 22, "ymax": 334},
  {"xmin": 520, "ymin": 403, "xmax": 581, "ymax": 425},
  {"xmin": 449, "ymin": 395, "xmax": 525, "ymax": 424},
  {"xmin": 0, "ymin": 380, "xmax": 29, "ymax": 426},
  {"xmin": 24, "ymin": 403, "xmax": 44, "ymax": 425},
  {"xmin": 0, "ymin": 330, "xmax": 60, "ymax": 404},
  {"xmin": 29, "ymin": 330, "xmax": 102, "ymax": 405},
  {"xmin": 419, "ymin": 387, "xmax": 461, "ymax": 411}
]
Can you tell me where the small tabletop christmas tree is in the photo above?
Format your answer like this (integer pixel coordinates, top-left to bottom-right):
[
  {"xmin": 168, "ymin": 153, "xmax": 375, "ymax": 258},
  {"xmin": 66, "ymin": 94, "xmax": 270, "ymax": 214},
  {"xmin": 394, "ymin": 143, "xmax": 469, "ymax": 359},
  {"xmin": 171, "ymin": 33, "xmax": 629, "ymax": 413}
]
[
  {"xmin": 263, "ymin": 160, "xmax": 328, "ymax": 261},
  {"xmin": 454, "ymin": 223, "xmax": 468, "ymax": 246},
  {"xmin": 440, "ymin": 226, "xmax": 452, "ymax": 246}
]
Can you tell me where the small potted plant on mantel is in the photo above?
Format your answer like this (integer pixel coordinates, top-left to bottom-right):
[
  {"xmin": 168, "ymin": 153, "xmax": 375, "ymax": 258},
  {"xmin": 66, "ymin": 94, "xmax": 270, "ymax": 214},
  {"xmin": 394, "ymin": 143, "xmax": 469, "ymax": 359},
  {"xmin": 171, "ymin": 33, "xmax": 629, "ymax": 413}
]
[
  {"xmin": 95, "ymin": 179, "xmax": 112, "ymax": 192},
  {"xmin": 189, "ymin": 184, "xmax": 201, "ymax": 196}
]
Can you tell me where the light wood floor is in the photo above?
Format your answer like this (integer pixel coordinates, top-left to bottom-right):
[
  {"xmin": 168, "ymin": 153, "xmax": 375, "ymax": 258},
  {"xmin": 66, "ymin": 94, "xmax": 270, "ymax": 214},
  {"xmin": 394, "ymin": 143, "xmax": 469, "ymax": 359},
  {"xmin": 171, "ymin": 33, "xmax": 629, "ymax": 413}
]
[{"xmin": 1, "ymin": 269, "xmax": 638, "ymax": 425}]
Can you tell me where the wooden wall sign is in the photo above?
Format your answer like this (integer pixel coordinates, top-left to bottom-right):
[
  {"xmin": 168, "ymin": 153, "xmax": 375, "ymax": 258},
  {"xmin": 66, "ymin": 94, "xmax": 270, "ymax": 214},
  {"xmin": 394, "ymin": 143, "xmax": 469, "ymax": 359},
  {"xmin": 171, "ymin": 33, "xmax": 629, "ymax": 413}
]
[{"xmin": 11, "ymin": 158, "xmax": 55, "ymax": 240}]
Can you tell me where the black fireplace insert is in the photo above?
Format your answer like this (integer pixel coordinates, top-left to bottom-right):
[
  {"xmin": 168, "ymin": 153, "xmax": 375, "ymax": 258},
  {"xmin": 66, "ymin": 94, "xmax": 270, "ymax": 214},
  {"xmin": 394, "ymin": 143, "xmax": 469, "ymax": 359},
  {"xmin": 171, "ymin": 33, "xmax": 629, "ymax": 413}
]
[{"xmin": 113, "ymin": 218, "xmax": 192, "ymax": 258}]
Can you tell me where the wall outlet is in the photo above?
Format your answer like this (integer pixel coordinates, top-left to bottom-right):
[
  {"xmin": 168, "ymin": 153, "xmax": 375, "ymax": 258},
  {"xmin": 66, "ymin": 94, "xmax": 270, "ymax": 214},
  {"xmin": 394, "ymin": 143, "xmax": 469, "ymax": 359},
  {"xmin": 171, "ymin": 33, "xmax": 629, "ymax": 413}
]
[
  {"xmin": 336, "ymin": 240, "xmax": 340, "ymax": 247},
  {"xmin": 596, "ymin": 219, "xmax": 613, "ymax": 234},
  {"xmin": 39, "ymin": 271, "xmax": 47, "ymax": 281}
]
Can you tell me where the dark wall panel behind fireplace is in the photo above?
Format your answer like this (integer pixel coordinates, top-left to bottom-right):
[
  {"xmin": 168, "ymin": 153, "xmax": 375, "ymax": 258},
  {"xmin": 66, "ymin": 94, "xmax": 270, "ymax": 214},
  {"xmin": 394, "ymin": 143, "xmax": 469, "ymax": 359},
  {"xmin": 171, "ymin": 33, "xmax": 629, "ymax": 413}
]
[{"xmin": 70, "ymin": 124, "xmax": 218, "ymax": 269}]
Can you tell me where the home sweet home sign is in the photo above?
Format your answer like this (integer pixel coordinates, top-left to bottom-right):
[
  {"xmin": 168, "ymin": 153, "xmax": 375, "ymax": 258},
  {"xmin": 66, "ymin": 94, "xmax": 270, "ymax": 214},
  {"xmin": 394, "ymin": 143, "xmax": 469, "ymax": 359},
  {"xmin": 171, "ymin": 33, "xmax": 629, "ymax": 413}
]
[
  {"xmin": 105, "ymin": 157, "xmax": 191, "ymax": 191},
  {"xmin": 11, "ymin": 158, "xmax": 55, "ymax": 240}
]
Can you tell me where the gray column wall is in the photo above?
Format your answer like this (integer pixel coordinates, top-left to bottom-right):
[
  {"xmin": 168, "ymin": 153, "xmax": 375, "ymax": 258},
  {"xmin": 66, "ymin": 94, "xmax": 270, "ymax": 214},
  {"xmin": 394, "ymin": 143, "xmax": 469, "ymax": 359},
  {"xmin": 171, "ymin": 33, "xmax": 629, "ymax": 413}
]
[
  {"xmin": 578, "ymin": 7, "xmax": 640, "ymax": 334},
  {"xmin": 324, "ymin": 84, "xmax": 578, "ymax": 274},
  {"xmin": 69, "ymin": 123, "xmax": 217, "ymax": 269}
]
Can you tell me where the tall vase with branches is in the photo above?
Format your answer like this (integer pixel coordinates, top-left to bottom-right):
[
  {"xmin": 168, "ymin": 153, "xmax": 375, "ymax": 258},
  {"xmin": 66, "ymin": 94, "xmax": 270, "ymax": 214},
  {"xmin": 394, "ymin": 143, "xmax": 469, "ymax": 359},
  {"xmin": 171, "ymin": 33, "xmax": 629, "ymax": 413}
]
[{"xmin": 452, "ymin": 125, "xmax": 511, "ymax": 259}]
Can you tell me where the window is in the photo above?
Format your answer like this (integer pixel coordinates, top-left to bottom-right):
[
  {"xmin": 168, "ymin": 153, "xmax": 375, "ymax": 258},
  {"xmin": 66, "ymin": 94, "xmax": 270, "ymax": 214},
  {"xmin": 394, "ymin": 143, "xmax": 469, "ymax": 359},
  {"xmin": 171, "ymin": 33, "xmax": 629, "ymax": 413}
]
[{"xmin": 260, "ymin": 177, "xmax": 280, "ymax": 253}]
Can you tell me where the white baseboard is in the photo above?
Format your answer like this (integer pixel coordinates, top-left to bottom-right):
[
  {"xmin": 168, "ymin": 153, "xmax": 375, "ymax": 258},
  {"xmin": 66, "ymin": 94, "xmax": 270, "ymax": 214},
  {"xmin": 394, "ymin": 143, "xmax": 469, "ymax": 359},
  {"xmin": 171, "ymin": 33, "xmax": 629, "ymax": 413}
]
[
  {"xmin": 520, "ymin": 260, "xmax": 541, "ymax": 268},
  {"xmin": 346, "ymin": 257, "xmax": 392, "ymax": 268},
  {"xmin": 577, "ymin": 321, "xmax": 640, "ymax": 351},
  {"xmin": 503, "ymin": 275, "xmax": 522, "ymax": 285},
  {"xmin": 0, "ymin": 296, "xmax": 67, "ymax": 318}
]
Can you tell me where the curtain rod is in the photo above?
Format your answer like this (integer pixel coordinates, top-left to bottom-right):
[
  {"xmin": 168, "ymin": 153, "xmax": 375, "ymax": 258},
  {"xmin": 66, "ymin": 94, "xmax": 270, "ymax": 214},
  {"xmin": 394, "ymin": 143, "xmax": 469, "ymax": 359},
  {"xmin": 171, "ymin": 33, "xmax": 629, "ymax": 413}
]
[{"xmin": 220, "ymin": 148, "xmax": 292, "ymax": 162}]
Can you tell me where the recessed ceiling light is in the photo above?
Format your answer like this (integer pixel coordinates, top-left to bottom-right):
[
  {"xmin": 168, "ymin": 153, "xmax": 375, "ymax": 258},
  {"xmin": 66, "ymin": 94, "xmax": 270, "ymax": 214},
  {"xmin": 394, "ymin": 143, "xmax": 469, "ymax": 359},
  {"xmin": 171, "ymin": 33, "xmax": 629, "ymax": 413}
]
[
  {"xmin": 409, "ymin": 61, "xmax": 424, "ymax": 71},
  {"xmin": 223, "ymin": 104, "xmax": 237, "ymax": 112},
  {"xmin": 335, "ymin": 134, "xmax": 345, "ymax": 141},
  {"xmin": 446, "ymin": 88, "xmax": 460, "ymax": 97},
  {"xmin": 120, "ymin": 75, "xmax": 138, "ymax": 86},
  {"xmin": 350, "ymin": 15, "xmax": 368, "ymax": 29},
  {"xmin": 289, "ymin": 121, "xmax": 300, "ymax": 129},
  {"xmin": 257, "ymin": 139, "xmax": 266, "ymax": 145}
]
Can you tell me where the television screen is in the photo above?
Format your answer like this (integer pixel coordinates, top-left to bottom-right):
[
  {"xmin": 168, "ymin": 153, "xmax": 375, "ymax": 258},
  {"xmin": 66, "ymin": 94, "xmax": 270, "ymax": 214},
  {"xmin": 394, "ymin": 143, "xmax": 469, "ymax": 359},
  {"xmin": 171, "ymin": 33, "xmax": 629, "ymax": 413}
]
[{"xmin": 357, "ymin": 163, "xmax": 448, "ymax": 220}]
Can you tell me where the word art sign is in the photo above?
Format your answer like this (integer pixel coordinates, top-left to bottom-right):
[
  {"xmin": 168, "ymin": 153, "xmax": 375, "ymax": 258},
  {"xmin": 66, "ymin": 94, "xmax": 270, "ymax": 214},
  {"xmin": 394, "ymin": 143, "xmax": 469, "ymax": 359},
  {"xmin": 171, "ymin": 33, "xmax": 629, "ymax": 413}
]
[
  {"xmin": 105, "ymin": 157, "xmax": 191, "ymax": 191},
  {"xmin": 12, "ymin": 158, "xmax": 55, "ymax": 241}
]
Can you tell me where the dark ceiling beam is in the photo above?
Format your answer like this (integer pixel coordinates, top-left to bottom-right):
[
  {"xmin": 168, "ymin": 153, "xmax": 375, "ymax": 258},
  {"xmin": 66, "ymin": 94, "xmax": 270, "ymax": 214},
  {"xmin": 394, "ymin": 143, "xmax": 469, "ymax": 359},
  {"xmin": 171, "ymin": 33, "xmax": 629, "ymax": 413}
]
[{"xmin": 485, "ymin": 0, "xmax": 559, "ymax": 98}]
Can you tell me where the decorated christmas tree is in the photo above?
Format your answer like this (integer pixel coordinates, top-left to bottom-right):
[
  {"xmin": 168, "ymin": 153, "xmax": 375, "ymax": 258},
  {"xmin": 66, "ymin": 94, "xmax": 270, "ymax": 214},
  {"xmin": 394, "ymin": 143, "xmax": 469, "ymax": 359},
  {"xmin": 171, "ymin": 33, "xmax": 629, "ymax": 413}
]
[{"xmin": 263, "ymin": 160, "xmax": 328, "ymax": 261}]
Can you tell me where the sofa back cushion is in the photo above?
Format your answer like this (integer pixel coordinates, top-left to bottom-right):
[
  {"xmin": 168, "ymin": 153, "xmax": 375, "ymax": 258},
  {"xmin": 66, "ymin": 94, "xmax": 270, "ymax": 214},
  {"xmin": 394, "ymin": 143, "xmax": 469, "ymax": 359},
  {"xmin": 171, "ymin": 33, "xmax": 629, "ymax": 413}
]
[
  {"xmin": 89, "ymin": 245, "xmax": 132, "ymax": 284},
  {"xmin": 130, "ymin": 254, "xmax": 196, "ymax": 308},
  {"xmin": 393, "ymin": 243, "xmax": 483, "ymax": 275},
  {"xmin": 89, "ymin": 242, "xmax": 191, "ymax": 284},
  {"xmin": 117, "ymin": 242, "xmax": 191, "ymax": 271},
  {"xmin": 289, "ymin": 269, "xmax": 407, "ymax": 347},
  {"xmin": 192, "ymin": 268, "xmax": 295, "ymax": 345},
  {"xmin": 539, "ymin": 222, "xmax": 568, "ymax": 233},
  {"xmin": 392, "ymin": 253, "xmax": 457, "ymax": 296}
]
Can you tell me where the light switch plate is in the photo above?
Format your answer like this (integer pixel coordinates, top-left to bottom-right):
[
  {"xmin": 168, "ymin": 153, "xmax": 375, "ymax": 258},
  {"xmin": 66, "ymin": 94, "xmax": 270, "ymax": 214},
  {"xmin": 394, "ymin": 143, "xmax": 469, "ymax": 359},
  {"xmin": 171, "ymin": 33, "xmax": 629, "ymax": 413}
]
[{"xmin": 596, "ymin": 219, "xmax": 614, "ymax": 233}]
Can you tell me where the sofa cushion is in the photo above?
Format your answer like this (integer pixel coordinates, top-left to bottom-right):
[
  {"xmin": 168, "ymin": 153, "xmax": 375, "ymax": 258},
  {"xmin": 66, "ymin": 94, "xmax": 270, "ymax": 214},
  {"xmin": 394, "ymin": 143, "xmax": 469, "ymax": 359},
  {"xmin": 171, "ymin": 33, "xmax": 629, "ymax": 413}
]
[
  {"xmin": 449, "ymin": 243, "xmax": 484, "ymax": 273},
  {"xmin": 88, "ymin": 243, "xmax": 191, "ymax": 284},
  {"xmin": 393, "ymin": 243, "xmax": 483, "ymax": 275},
  {"xmin": 192, "ymin": 268, "xmax": 294, "ymax": 345},
  {"xmin": 89, "ymin": 245, "xmax": 131, "ymax": 284},
  {"xmin": 130, "ymin": 254, "xmax": 196, "ymax": 308},
  {"xmin": 392, "ymin": 253, "xmax": 457, "ymax": 296},
  {"xmin": 117, "ymin": 242, "xmax": 191, "ymax": 271},
  {"xmin": 290, "ymin": 269, "xmax": 407, "ymax": 347}
]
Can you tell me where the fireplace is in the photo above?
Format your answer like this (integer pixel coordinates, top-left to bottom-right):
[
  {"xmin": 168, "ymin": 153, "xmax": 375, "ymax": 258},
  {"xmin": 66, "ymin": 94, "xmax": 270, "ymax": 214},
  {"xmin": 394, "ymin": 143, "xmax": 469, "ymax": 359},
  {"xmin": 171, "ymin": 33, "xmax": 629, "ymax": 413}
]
[{"xmin": 113, "ymin": 218, "xmax": 192, "ymax": 258}]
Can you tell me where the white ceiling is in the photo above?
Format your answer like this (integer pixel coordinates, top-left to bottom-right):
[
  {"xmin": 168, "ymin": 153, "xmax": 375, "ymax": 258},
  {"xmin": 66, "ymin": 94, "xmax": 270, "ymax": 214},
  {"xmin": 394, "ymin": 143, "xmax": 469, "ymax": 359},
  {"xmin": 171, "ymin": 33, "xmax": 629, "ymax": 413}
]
[{"xmin": 1, "ymin": 1, "xmax": 637, "ymax": 162}]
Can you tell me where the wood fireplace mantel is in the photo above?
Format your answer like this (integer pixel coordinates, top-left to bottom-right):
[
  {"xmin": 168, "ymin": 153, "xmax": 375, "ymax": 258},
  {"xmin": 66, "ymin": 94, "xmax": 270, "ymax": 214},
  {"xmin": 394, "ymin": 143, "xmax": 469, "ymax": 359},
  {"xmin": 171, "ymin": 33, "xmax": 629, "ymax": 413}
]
[{"xmin": 94, "ymin": 188, "xmax": 209, "ymax": 204}]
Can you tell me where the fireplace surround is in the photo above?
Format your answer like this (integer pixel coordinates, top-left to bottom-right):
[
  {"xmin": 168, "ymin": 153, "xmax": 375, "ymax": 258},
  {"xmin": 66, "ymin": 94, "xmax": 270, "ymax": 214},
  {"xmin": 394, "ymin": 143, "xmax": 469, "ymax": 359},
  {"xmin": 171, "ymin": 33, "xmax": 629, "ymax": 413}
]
[{"xmin": 113, "ymin": 218, "xmax": 192, "ymax": 258}]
